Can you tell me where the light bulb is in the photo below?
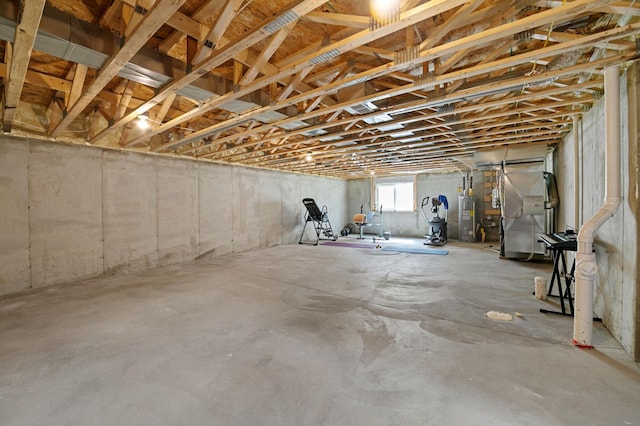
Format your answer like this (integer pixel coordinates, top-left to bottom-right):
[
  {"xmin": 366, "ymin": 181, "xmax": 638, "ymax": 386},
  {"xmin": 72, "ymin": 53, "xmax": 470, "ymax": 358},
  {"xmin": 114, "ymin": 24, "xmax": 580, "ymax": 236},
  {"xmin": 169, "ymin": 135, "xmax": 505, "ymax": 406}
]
[
  {"xmin": 370, "ymin": 0, "xmax": 399, "ymax": 21},
  {"xmin": 137, "ymin": 113, "xmax": 150, "ymax": 129}
]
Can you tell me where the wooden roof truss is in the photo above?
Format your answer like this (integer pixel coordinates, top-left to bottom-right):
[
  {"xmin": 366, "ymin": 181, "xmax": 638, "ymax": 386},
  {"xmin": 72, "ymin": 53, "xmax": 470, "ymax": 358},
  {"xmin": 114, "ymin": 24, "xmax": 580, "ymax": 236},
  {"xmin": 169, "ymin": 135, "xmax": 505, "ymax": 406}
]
[{"xmin": 0, "ymin": 0, "xmax": 639, "ymax": 177}]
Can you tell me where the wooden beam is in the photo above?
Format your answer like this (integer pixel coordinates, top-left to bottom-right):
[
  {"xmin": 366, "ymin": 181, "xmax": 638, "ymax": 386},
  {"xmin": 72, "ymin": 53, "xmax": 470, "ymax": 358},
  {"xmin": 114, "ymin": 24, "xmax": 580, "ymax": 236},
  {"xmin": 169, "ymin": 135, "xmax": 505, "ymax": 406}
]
[
  {"xmin": 276, "ymin": 65, "xmax": 315, "ymax": 102},
  {"xmin": 161, "ymin": 6, "xmax": 332, "ymax": 105},
  {"xmin": 98, "ymin": 0, "xmax": 329, "ymax": 147},
  {"xmin": 0, "ymin": 62, "xmax": 159, "ymax": 110},
  {"xmin": 406, "ymin": 25, "xmax": 415, "ymax": 47},
  {"xmin": 100, "ymin": 0, "xmax": 122, "ymax": 28},
  {"xmin": 121, "ymin": 2, "xmax": 135, "ymax": 37},
  {"xmin": 127, "ymin": 0, "xmax": 470, "ymax": 149},
  {"xmin": 166, "ymin": 11, "xmax": 208, "ymax": 40},
  {"xmin": 200, "ymin": 79, "xmax": 601, "ymax": 160},
  {"xmin": 233, "ymin": 60, "xmax": 243, "ymax": 86},
  {"xmin": 535, "ymin": 0, "xmax": 640, "ymax": 16},
  {"xmin": 419, "ymin": 0, "xmax": 484, "ymax": 51},
  {"xmin": 532, "ymin": 29, "xmax": 635, "ymax": 51},
  {"xmin": 48, "ymin": 98, "xmax": 64, "ymax": 134},
  {"xmin": 270, "ymin": 82, "xmax": 279, "ymax": 101},
  {"xmin": 125, "ymin": 0, "xmax": 156, "ymax": 39},
  {"xmin": 234, "ymin": 120, "xmax": 574, "ymax": 167},
  {"xmin": 67, "ymin": 64, "xmax": 88, "ymax": 109},
  {"xmin": 158, "ymin": 1, "xmax": 628, "ymax": 153},
  {"xmin": 326, "ymin": 109, "xmax": 343, "ymax": 123},
  {"xmin": 50, "ymin": 0, "xmax": 187, "ymax": 138},
  {"xmin": 186, "ymin": 36, "xmax": 198, "ymax": 66},
  {"xmin": 300, "ymin": 11, "xmax": 370, "ymax": 28},
  {"xmin": 2, "ymin": 0, "xmax": 46, "ymax": 132},
  {"xmin": 153, "ymin": 93, "xmax": 177, "ymax": 123},
  {"xmin": 305, "ymin": 62, "xmax": 354, "ymax": 113},
  {"xmin": 115, "ymin": 80, "xmax": 138, "ymax": 121},
  {"xmin": 192, "ymin": 0, "xmax": 244, "ymax": 65},
  {"xmin": 351, "ymin": 46, "xmax": 394, "ymax": 61},
  {"xmin": 158, "ymin": 0, "xmax": 226, "ymax": 53},
  {"xmin": 239, "ymin": 23, "xmax": 295, "ymax": 85}
]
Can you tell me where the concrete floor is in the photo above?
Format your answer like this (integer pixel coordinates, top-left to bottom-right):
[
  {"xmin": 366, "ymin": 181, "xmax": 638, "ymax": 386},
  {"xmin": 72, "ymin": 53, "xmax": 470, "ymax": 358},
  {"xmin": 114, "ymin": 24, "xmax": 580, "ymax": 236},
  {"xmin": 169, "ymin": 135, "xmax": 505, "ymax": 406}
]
[{"xmin": 1, "ymin": 239, "xmax": 639, "ymax": 425}]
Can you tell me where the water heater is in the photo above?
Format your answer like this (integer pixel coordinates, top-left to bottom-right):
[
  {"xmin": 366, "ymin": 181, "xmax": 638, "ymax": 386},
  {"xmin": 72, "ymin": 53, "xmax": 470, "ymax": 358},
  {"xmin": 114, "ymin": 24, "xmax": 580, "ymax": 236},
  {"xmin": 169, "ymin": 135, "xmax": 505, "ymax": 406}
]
[{"xmin": 458, "ymin": 194, "xmax": 476, "ymax": 242}]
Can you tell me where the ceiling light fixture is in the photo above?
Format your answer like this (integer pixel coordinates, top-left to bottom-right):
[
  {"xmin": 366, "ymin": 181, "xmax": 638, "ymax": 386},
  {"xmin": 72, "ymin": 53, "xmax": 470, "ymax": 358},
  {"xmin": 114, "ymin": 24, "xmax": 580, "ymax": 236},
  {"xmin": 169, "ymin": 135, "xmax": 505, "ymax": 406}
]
[
  {"xmin": 137, "ymin": 113, "xmax": 150, "ymax": 129},
  {"xmin": 370, "ymin": 0, "xmax": 400, "ymax": 24}
]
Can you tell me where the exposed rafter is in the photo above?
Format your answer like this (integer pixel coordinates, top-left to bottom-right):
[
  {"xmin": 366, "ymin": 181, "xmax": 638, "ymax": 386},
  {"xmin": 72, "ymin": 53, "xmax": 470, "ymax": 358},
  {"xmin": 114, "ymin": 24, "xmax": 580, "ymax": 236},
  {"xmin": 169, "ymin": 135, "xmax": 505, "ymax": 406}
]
[
  {"xmin": 2, "ymin": 0, "xmax": 46, "ymax": 131},
  {"xmin": 1, "ymin": 0, "xmax": 639, "ymax": 178}
]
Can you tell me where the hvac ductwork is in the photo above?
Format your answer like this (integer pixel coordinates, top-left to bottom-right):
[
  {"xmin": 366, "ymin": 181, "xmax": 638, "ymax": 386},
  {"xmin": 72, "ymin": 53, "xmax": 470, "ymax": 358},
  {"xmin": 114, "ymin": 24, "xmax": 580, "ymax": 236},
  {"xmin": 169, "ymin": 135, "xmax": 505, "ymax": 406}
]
[
  {"xmin": 337, "ymin": 82, "xmax": 378, "ymax": 115},
  {"xmin": 0, "ymin": 2, "xmax": 306, "ymax": 127},
  {"xmin": 0, "ymin": 3, "xmax": 218, "ymax": 101}
]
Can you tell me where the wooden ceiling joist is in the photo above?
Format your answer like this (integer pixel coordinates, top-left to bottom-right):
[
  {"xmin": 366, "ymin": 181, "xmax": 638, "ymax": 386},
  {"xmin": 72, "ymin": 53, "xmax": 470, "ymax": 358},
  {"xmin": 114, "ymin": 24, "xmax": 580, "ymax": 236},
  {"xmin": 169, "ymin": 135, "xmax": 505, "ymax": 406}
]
[
  {"xmin": 126, "ymin": 0, "xmax": 472, "ymax": 150},
  {"xmin": 50, "ymin": 0, "xmax": 188, "ymax": 138},
  {"xmin": 192, "ymin": 0, "xmax": 244, "ymax": 65},
  {"xmin": 2, "ymin": 0, "xmax": 46, "ymax": 132},
  {"xmin": 95, "ymin": 0, "xmax": 330, "ymax": 147},
  {"xmin": 188, "ymin": 78, "xmax": 600, "ymax": 160},
  {"xmin": 147, "ymin": 0, "xmax": 627, "ymax": 154},
  {"xmin": 3, "ymin": 0, "xmax": 640, "ymax": 177}
]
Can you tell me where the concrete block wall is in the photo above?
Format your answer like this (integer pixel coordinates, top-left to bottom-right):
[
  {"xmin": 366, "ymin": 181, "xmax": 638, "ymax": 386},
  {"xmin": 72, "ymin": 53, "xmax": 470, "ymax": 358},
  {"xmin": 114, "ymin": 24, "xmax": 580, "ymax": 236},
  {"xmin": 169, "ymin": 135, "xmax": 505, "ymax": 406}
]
[
  {"xmin": 557, "ymin": 64, "xmax": 639, "ymax": 360},
  {"xmin": 0, "ymin": 137, "xmax": 347, "ymax": 297}
]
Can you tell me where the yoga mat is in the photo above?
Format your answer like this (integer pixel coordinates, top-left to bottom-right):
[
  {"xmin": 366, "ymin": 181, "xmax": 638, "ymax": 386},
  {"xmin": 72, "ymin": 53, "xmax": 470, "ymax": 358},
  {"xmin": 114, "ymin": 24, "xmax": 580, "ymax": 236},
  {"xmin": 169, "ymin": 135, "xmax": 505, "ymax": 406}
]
[
  {"xmin": 321, "ymin": 241, "xmax": 375, "ymax": 249},
  {"xmin": 381, "ymin": 245, "xmax": 448, "ymax": 255}
]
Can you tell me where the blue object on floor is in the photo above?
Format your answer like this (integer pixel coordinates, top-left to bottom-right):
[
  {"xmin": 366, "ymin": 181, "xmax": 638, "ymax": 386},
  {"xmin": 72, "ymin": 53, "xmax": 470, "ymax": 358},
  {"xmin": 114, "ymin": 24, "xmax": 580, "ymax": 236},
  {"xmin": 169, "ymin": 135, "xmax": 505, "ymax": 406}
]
[
  {"xmin": 321, "ymin": 241, "xmax": 375, "ymax": 249},
  {"xmin": 381, "ymin": 245, "xmax": 448, "ymax": 255}
]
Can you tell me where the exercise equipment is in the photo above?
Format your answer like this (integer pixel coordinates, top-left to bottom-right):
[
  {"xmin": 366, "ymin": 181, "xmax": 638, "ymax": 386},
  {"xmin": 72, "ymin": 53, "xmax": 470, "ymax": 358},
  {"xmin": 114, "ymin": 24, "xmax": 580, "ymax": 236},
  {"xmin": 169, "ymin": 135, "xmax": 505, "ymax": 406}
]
[
  {"xmin": 352, "ymin": 205, "xmax": 375, "ymax": 240},
  {"xmin": 352, "ymin": 205, "xmax": 385, "ymax": 240},
  {"xmin": 298, "ymin": 198, "xmax": 337, "ymax": 245},
  {"xmin": 421, "ymin": 195, "xmax": 448, "ymax": 246}
]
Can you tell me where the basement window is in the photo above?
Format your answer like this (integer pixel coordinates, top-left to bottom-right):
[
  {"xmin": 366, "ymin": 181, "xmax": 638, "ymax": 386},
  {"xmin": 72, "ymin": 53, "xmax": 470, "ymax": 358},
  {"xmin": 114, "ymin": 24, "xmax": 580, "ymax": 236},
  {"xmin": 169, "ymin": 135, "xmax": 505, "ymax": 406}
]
[{"xmin": 375, "ymin": 177, "xmax": 415, "ymax": 212}]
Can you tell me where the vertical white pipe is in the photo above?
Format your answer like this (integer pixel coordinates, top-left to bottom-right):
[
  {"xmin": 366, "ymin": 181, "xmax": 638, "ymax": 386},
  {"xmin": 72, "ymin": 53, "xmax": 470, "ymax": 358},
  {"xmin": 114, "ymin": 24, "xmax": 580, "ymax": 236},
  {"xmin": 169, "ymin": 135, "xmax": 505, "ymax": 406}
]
[
  {"xmin": 573, "ymin": 64, "xmax": 622, "ymax": 347},
  {"xmin": 573, "ymin": 115, "xmax": 580, "ymax": 229}
]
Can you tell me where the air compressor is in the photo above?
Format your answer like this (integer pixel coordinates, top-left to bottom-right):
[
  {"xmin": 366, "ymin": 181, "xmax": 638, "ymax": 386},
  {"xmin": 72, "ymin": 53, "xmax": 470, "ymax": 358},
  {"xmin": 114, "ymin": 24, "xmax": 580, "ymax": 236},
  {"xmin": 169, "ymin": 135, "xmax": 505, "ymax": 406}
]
[{"xmin": 421, "ymin": 195, "xmax": 448, "ymax": 246}]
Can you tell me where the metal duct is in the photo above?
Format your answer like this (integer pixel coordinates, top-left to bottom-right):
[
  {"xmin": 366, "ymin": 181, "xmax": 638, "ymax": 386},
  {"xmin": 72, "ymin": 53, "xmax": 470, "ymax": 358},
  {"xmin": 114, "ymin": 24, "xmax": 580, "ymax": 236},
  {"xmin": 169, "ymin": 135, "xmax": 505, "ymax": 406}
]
[
  {"xmin": 337, "ymin": 82, "xmax": 378, "ymax": 115},
  {"xmin": 474, "ymin": 145, "xmax": 548, "ymax": 169},
  {"xmin": 0, "ymin": 3, "xmax": 284, "ymax": 118}
]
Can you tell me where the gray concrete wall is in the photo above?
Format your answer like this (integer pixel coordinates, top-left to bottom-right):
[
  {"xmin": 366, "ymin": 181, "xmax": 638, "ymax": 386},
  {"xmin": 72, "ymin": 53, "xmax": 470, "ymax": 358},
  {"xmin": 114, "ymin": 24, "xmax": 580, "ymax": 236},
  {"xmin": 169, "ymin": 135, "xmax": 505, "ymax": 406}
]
[
  {"xmin": 29, "ymin": 143, "xmax": 104, "ymax": 289},
  {"xmin": 346, "ymin": 171, "xmax": 481, "ymax": 239},
  {"xmin": 103, "ymin": 151, "xmax": 158, "ymax": 275},
  {"xmin": 0, "ymin": 141, "xmax": 29, "ymax": 295},
  {"xmin": 556, "ymin": 64, "xmax": 639, "ymax": 360},
  {"xmin": 298, "ymin": 173, "xmax": 347, "ymax": 244},
  {"xmin": 0, "ymin": 138, "xmax": 347, "ymax": 296},
  {"xmin": 198, "ymin": 163, "xmax": 233, "ymax": 257},
  {"xmin": 157, "ymin": 158, "xmax": 199, "ymax": 266},
  {"xmin": 628, "ymin": 62, "xmax": 640, "ymax": 360}
]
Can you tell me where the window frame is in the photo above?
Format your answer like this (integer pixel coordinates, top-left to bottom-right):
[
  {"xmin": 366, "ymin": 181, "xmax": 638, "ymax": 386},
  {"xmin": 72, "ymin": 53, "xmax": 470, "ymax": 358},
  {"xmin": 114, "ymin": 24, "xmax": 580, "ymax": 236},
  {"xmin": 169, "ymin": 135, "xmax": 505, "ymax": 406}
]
[{"xmin": 373, "ymin": 176, "xmax": 416, "ymax": 212}]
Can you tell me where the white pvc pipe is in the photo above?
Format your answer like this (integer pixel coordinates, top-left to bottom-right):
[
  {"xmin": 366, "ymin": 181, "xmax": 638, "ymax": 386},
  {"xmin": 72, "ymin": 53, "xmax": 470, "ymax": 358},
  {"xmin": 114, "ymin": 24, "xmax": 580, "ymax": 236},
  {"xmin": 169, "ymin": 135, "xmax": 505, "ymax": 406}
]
[
  {"xmin": 573, "ymin": 64, "xmax": 622, "ymax": 347},
  {"xmin": 573, "ymin": 115, "xmax": 580, "ymax": 229}
]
